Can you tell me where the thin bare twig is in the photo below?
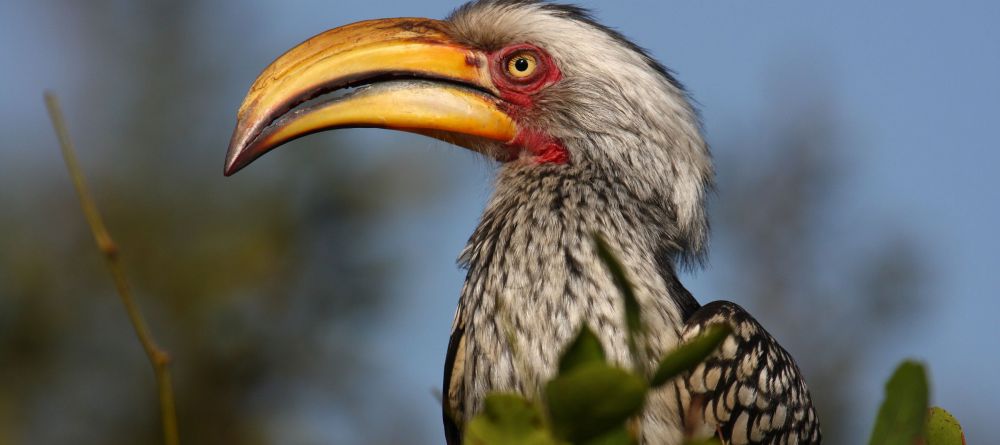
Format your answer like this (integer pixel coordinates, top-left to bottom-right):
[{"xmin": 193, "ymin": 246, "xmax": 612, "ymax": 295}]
[{"xmin": 44, "ymin": 91, "xmax": 180, "ymax": 445}]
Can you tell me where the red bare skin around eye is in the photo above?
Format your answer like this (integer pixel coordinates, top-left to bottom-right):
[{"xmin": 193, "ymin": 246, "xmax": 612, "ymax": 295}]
[{"xmin": 488, "ymin": 43, "xmax": 568, "ymax": 165}]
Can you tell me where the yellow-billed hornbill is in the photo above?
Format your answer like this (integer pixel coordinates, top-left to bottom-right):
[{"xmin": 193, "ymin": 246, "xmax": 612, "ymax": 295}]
[{"xmin": 225, "ymin": 1, "xmax": 821, "ymax": 444}]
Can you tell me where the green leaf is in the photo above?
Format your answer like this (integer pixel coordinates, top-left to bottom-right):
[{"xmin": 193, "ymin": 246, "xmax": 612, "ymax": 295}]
[
  {"xmin": 559, "ymin": 325, "xmax": 606, "ymax": 375},
  {"xmin": 925, "ymin": 407, "xmax": 964, "ymax": 445},
  {"xmin": 464, "ymin": 394, "xmax": 562, "ymax": 445},
  {"xmin": 650, "ymin": 324, "xmax": 731, "ymax": 387},
  {"xmin": 581, "ymin": 425, "xmax": 636, "ymax": 445},
  {"xmin": 545, "ymin": 363, "xmax": 648, "ymax": 443},
  {"xmin": 592, "ymin": 234, "xmax": 644, "ymax": 370},
  {"xmin": 867, "ymin": 360, "xmax": 929, "ymax": 445}
]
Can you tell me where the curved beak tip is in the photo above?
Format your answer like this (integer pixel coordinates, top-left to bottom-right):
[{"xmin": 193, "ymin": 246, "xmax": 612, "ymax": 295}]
[
  {"xmin": 222, "ymin": 159, "xmax": 240, "ymax": 177},
  {"xmin": 223, "ymin": 138, "xmax": 248, "ymax": 176},
  {"xmin": 224, "ymin": 120, "xmax": 266, "ymax": 176},
  {"xmin": 223, "ymin": 143, "xmax": 256, "ymax": 177}
]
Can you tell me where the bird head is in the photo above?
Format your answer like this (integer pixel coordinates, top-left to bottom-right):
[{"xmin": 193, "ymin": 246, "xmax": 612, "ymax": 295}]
[{"xmin": 226, "ymin": 0, "xmax": 713, "ymax": 260}]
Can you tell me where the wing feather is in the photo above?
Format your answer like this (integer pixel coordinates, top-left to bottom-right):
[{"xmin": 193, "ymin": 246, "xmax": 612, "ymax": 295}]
[
  {"xmin": 681, "ymin": 301, "xmax": 821, "ymax": 444},
  {"xmin": 443, "ymin": 324, "xmax": 466, "ymax": 445}
]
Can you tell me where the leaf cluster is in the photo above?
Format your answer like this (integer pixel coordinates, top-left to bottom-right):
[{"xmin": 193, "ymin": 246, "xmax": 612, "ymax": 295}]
[
  {"xmin": 464, "ymin": 321, "xmax": 728, "ymax": 445},
  {"xmin": 868, "ymin": 361, "xmax": 964, "ymax": 445}
]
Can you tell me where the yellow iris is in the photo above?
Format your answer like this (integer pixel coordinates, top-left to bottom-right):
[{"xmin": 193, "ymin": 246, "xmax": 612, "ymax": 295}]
[{"xmin": 506, "ymin": 52, "xmax": 538, "ymax": 78}]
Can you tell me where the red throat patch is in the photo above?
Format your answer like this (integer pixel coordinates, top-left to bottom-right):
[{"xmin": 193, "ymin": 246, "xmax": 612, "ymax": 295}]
[{"xmin": 510, "ymin": 129, "xmax": 569, "ymax": 165}]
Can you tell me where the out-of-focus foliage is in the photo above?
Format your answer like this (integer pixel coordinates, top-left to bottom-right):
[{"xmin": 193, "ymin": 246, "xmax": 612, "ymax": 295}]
[
  {"xmin": 556, "ymin": 325, "xmax": 605, "ymax": 375},
  {"xmin": 0, "ymin": 1, "xmax": 445, "ymax": 444},
  {"xmin": 924, "ymin": 407, "xmax": 965, "ymax": 445},
  {"xmin": 469, "ymin": 356, "xmax": 969, "ymax": 445},
  {"xmin": 464, "ymin": 323, "xmax": 727, "ymax": 445},
  {"xmin": 465, "ymin": 395, "xmax": 560, "ymax": 445},
  {"xmin": 867, "ymin": 362, "xmax": 964, "ymax": 445},
  {"xmin": 650, "ymin": 325, "xmax": 729, "ymax": 388},
  {"xmin": 545, "ymin": 363, "xmax": 646, "ymax": 443},
  {"xmin": 868, "ymin": 361, "xmax": 929, "ymax": 445}
]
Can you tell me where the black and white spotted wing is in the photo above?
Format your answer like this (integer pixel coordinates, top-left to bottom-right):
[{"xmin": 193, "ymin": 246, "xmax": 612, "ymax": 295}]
[{"xmin": 680, "ymin": 301, "xmax": 821, "ymax": 445}]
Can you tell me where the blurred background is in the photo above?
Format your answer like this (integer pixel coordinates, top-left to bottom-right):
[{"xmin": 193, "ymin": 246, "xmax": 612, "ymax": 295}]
[{"xmin": 1, "ymin": 1, "xmax": 997, "ymax": 444}]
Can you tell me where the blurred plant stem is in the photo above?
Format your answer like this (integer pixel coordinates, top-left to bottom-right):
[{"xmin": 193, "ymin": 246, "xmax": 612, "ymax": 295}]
[{"xmin": 44, "ymin": 92, "xmax": 180, "ymax": 445}]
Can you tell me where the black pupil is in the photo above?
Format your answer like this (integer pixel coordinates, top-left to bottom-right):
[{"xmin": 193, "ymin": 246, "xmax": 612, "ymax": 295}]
[{"xmin": 514, "ymin": 58, "xmax": 529, "ymax": 72}]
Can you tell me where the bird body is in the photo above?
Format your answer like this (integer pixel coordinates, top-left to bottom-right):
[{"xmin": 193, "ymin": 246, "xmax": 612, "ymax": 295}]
[
  {"xmin": 225, "ymin": 1, "xmax": 822, "ymax": 443},
  {"xmin": 450, "ymin": 161, "xmax": 699, "ymax": 443}
]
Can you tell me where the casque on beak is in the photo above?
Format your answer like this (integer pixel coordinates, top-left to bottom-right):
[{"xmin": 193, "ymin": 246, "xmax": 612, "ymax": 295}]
[{"xmin": 224, "ymin": 18, "xmax": 518, "ymax": 176}]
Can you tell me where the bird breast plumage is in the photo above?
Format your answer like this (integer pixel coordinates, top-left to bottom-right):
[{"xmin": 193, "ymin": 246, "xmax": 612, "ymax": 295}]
[{"xmin": 449, "ymin": 163, "xmax": 697, "ymax": 443}]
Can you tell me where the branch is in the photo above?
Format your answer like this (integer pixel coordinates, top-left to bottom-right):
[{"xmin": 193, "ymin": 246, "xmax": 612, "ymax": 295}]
[{"xmin": 44, "ymin": 92, "xmax": 180, "ymax": 445}]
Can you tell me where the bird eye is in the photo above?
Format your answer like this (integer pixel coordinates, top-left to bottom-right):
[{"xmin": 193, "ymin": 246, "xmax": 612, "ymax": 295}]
[{"xmin": 506, "ymin": 52, "xmax": 538, "ymax": 78}]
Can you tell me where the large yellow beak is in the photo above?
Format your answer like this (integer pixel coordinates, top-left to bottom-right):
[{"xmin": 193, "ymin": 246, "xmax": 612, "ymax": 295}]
[{"xmin": 224, "ymin": 18, "xmax": 517, "ymax": 176}]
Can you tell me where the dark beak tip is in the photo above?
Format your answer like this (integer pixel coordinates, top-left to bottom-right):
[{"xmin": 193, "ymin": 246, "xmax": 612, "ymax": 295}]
[
  {"xmin": 224, "ymin": 121, "xmax": 256, "ymax": 177},
  {"xmin": 224, "ymin": 126, "xmax": 260, "ymax": 177},
  {"xmin": 223, "ymin": 149, "xmax": 251, "ymax": 177},
  {"xmin": 223, "ymin": 146, "xmax": 241, "ymax": 176}
]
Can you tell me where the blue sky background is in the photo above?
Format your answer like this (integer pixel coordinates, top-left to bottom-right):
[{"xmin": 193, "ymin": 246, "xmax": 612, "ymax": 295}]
[{"xmin": 2, "ymin": 1, "xmax": 998, "ymax": 443}]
